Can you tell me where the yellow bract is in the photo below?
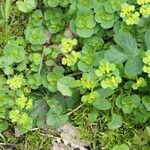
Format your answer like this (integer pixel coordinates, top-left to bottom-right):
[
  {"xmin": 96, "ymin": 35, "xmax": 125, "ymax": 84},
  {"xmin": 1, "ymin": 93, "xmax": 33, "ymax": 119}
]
[
  {"xmin": 126, "ymin": 12, "xmax": 140, "ymax": 25},
  {"xmin": 137, "ymin": 0, "xmax": 150, "ymax": 5},
  {"xmin": 80, "ymin": 77, "xmax": 96, "ymax": 90},
  {"xmin": 16, "ymin": 95, "xmax": 33, "ymax": 110},
  {"xmin": 26, "ymin": 99, "xmax": 33, "ymax": 110},
  {"xmin": 120, "ymin": 3, "xmax": 140, "ymax": 25},
  {"xmin": 132, "ymin": 77, "xmax": 147, "ymax": 89},
  {"xmin": 143, "ymin": 50, "xmax": 150, "ymax": 77},
  {"xmin": 23, "ymin": 87, "xmax": 31, "ymax": 95},
  {"xmin": 95, "ymin": 61, "xmax": 116, "ymax": 77},
  {"xmin": 140, "ymin": 5, "xmax": 150, "ymax": 17},
  {"xmin": 61, "ymin": 38, "xmax": 77, "ymax": 54},
  {"xmin": 101, "ymin": 76, "xmax": 122, "ymax": 89},
  {"xmin": 18, "ymin": 113, "xmax": 30, "ymax": 125},
  {"xmin": 143, "ymin": 55, "xmax": 150, "ymax": 65},
  {"xmin": 120, "ymin": 1, "xmax": 150, "ymax": 25},
  {"xmin": 81, "ymin": 91, "xmax": 99, "ymax": 104},
  {"xmin": 62, "ymin": 51, "xmax": 80, "ymax": 66},
  {"xmin": 6, "ymin": 75, "xmax": 23, "ymax": 89},
  {"xmin": 9, "ymin": 109, "xmax": 20, "ymax": 123},
  {"xmin": 143, "ymin": 66, "xmax": 150, "ymax": 73},
  {"xmin": 120, "ymin": 3, "xmax": 135, "ymax": 18}
]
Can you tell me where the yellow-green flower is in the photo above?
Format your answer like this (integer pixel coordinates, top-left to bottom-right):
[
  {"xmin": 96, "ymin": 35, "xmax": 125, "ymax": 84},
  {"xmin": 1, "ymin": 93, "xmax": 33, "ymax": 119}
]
[
  {"xmin": 143, "ymin": 50, "xmax": 150, "ymax": 77},
  {"xmin": 23, "ymin": 87, "xmax": 31, "ymax": 95},
  {"xmin": 95, "ymin": 60, "xmax": 116, "ymax": 77},
  {"xmin": 137, "ymin": 0, "xmax": 150, "ymax": 5},
  {"xmin": 132, "ymin": 77, "xmax": 147, "ymax": 89},
  {"xmin": 81, "ymin": 91, "xmax": 99, "ymax": 104},
  {"xmin": 143, "ymin": 55, "xmax": 150, "ymax": 65},
  {"xmin": 61, "ymin": 38, "xmax": 77, "ymax": 54},
  {"xmin": 26, "ymin": 99, "xmax": 33, "ymax": 110},
  {"xmin": 62, "ymin": 51, "xmax": 80, "ymax": 66},
  {"xmin": 125, "ymin": 12, "xmax": 140, "ymax": 25},
  {"xmin": 101, "ymin": 76, "xmax": 122, "ymax": 89},
  {"xmin": 18, "ymin": 113, "xmax": 30, "ymax": 125},
  {"xmin": 9, "ymin": 109, "xmax": 20, "ymax": 123},
  {"xmin": 140, "ymin": 4, "xmax": 150, "ymax": 17},
  {"xmin": 120, "ymin": 3, "xmax": 140, "ymax": 25},
  {"xmin": 120, "ymin": 3, "xmax": 135, "ymax": 18},
  {"xmin": 16, "ymin": 95, "xmax": 28, "ymax": 109},
  {"xmin": 16, "ymin": 95, "xmax": 33, "ymax": 110},
  {"xmin": 80, "ymin": 76, "xmax": 97, "ymax": 90},
  {"xmin": 143, "ymin": 66, "xmax": 150, "ymax": 74},
  {"xmin": 6, "ymin": 75, "xmax": 23, "ymax": 89}
]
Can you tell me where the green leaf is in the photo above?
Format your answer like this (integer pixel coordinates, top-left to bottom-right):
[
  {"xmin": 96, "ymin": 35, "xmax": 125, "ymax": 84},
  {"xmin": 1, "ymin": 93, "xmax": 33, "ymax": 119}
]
[
  {"xmin": 43, "ymin": 0, "xmax": 60, "ymax": 7},
  {"xmin": 144, "ymin": 126, "xmax": 150, "ymax": 137},
  {"xmin": 105, "ymin": 45, "xmax": 127, "ymax": 63},
  {"xmin": 29, "ymin": 95, "xmax": 48, "ymax": 128},
  {"xmin": 46, "ymin": 110, "xmax": 68, "ymax": 128},
  {"xmin": 124, "ymin": 58, "xmax": 143, "ymax": 78},
  {"xmin": 45, "ymin": 66, "xmax": 64, "ymax": 92},
  {"xmin": 88, "ymin": 110, "xmax": 99, "ymax": 123},
  {"xmin": 17, "ymin": 0, "xmax": 37, "ymax": 13},
  {"xmin": 100, "ymin": 19, "xmax": 115, "ymax": 29},
  {"xmin": 44, "ymin": 8, "xmax": 63, "ymax": 33},
  {"xmin": 114, "ymin": 32, "xmax": 140, "ymax": 57},
  {"xmin": 25, "ymin": 25, "xmax": 46, "ymax": 45},
  {"xmin": 98, "ymin": 88, "xmax": 114, "ymax": 99},
  {"xmin": 3, "ymin": 66, "xmax": 14, "ymax": 75},
  {"xmin": 142, "ymin": 96, "xmax": 150, "ymax": 111},
  {"xmin": 104, "ymin": 1, "xmax": 115, "ymax": 13},
  {"xmin": 133, "ymin": 109, "xmax": 150, "ymax": 124},
  {"xmin": 145, "ymin": 30, "xmax": 150, "ymax": 50},
  {"xmin": 121, "ymin": 95, "xmax": 141, "ymax": 114},
  {"xmin": 29, "ymin": 53, "xmax": 41, "ymax": 65},
  {"xmin": 57, "ymin": 76, "xmax": 77, "ymax": 97},
  {"xmin": 76, "ymin": 27, "xmax": 95, "ymax": 38},
  {"xmin": 0, "ymin": 121, "xmax": 9, "ymax": 133},
  {"xmin": 3, "ymin": 43, "xmax": 25, "ymax": 64},
  {"xmin": 107, "ymin": 114, "xmax": 122, "ymax": 130},
  {"xmin": 93, "ymin": 98, "xmax": 112, "ymax": 110}
]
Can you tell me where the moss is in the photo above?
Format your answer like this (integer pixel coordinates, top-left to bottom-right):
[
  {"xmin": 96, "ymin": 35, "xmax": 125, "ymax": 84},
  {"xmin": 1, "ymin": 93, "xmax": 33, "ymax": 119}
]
[{"xmin": 0, "ymin": 2, "xmax": 27, "ymax": 47}]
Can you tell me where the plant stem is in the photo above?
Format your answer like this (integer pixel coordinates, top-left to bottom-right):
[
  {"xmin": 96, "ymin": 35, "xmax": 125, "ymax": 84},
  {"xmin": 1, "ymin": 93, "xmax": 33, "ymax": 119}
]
[{"xmin": 67, "ymin": 104, "xmax": 84, "ymax": 116}]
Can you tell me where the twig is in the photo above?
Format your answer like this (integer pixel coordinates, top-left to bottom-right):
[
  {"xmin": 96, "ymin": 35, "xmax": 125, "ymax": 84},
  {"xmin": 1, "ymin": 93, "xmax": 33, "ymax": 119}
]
[
  {"xmin": 30, "ymin": 128, "xmax": 39, "ymax": 131},
  {"xmin": 38, "ymin": 46, "xmax": 45, "ymax": 74},
  {"xmin": 67, "ymin": 104, "xmax": 84, "ymax": 116},
  {"xmin": 68, "ymin": 72, "xmax": 82, "ymax": 77},
  {"xmin": 0, "ymin": 142, "xmax": 15, "ymax": 147}
]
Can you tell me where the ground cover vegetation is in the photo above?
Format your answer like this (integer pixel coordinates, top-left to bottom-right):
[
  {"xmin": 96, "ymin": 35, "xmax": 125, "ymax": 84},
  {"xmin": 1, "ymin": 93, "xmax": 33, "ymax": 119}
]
[{"xmin": 0, "ymin": 0, "xmax": 150, "ymax": 149}]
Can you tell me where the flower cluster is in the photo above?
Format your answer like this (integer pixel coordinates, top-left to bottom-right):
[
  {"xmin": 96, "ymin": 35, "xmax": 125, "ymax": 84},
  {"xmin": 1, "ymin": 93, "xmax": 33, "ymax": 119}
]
[
  {"xmin": 81, "ymin": 91, "xmax": 99, "ymax": 104},
  {"xmin": 101, "ymin": 76, "xmax": 122, "ymax": 89},
  {"xmin": 120, "ymin": 3, "xmax": 140, "ymax": 25},
  {"xmin": 9, "ymin": 110, "xmax": 32, "ymax": 133},
  {"xmin": 95, "ymin": 60, "xmax": 122, "ymax": 89},
  {"xmin": 143, "ymin": 50, "xmax": 150, "ymax": 77},
  {"xmin": 120, "ymin": 0, "xmax": 150, "ymax": 25},
  {"xmin": 6, "ymin": 75, "xmax": 23, "ymax": 90},
  {"xmin": 62, "ymin": 51, "xmax": 80, "ymax": 66},
  {"xmin": 80, "ymin": 73, "xmax": 97, "ymax": 90},
  {"xmin": 16, "ymin": 95, "xmax": 33, "ymax": 110},
  {"xmin": 137, "ymin": 0, "xmax": 150, "ymax": 5},
  {"xmin": 61, "ymin": 38, "xmax": 77, "ymax": 54},
  {"xmin": 9, "ymin": 94, "xmax": 33, "ymax": 133},
  {"xmin": 61, "ymin": 38, "xmax": 80, "ymax": 67},
  {"xmin": 139, "ymin": 4, "xmax": 150, "ymax": 17},
  {"xmin": 132, "ymin": 77, "xmax": 147, "ymax": 89}
]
